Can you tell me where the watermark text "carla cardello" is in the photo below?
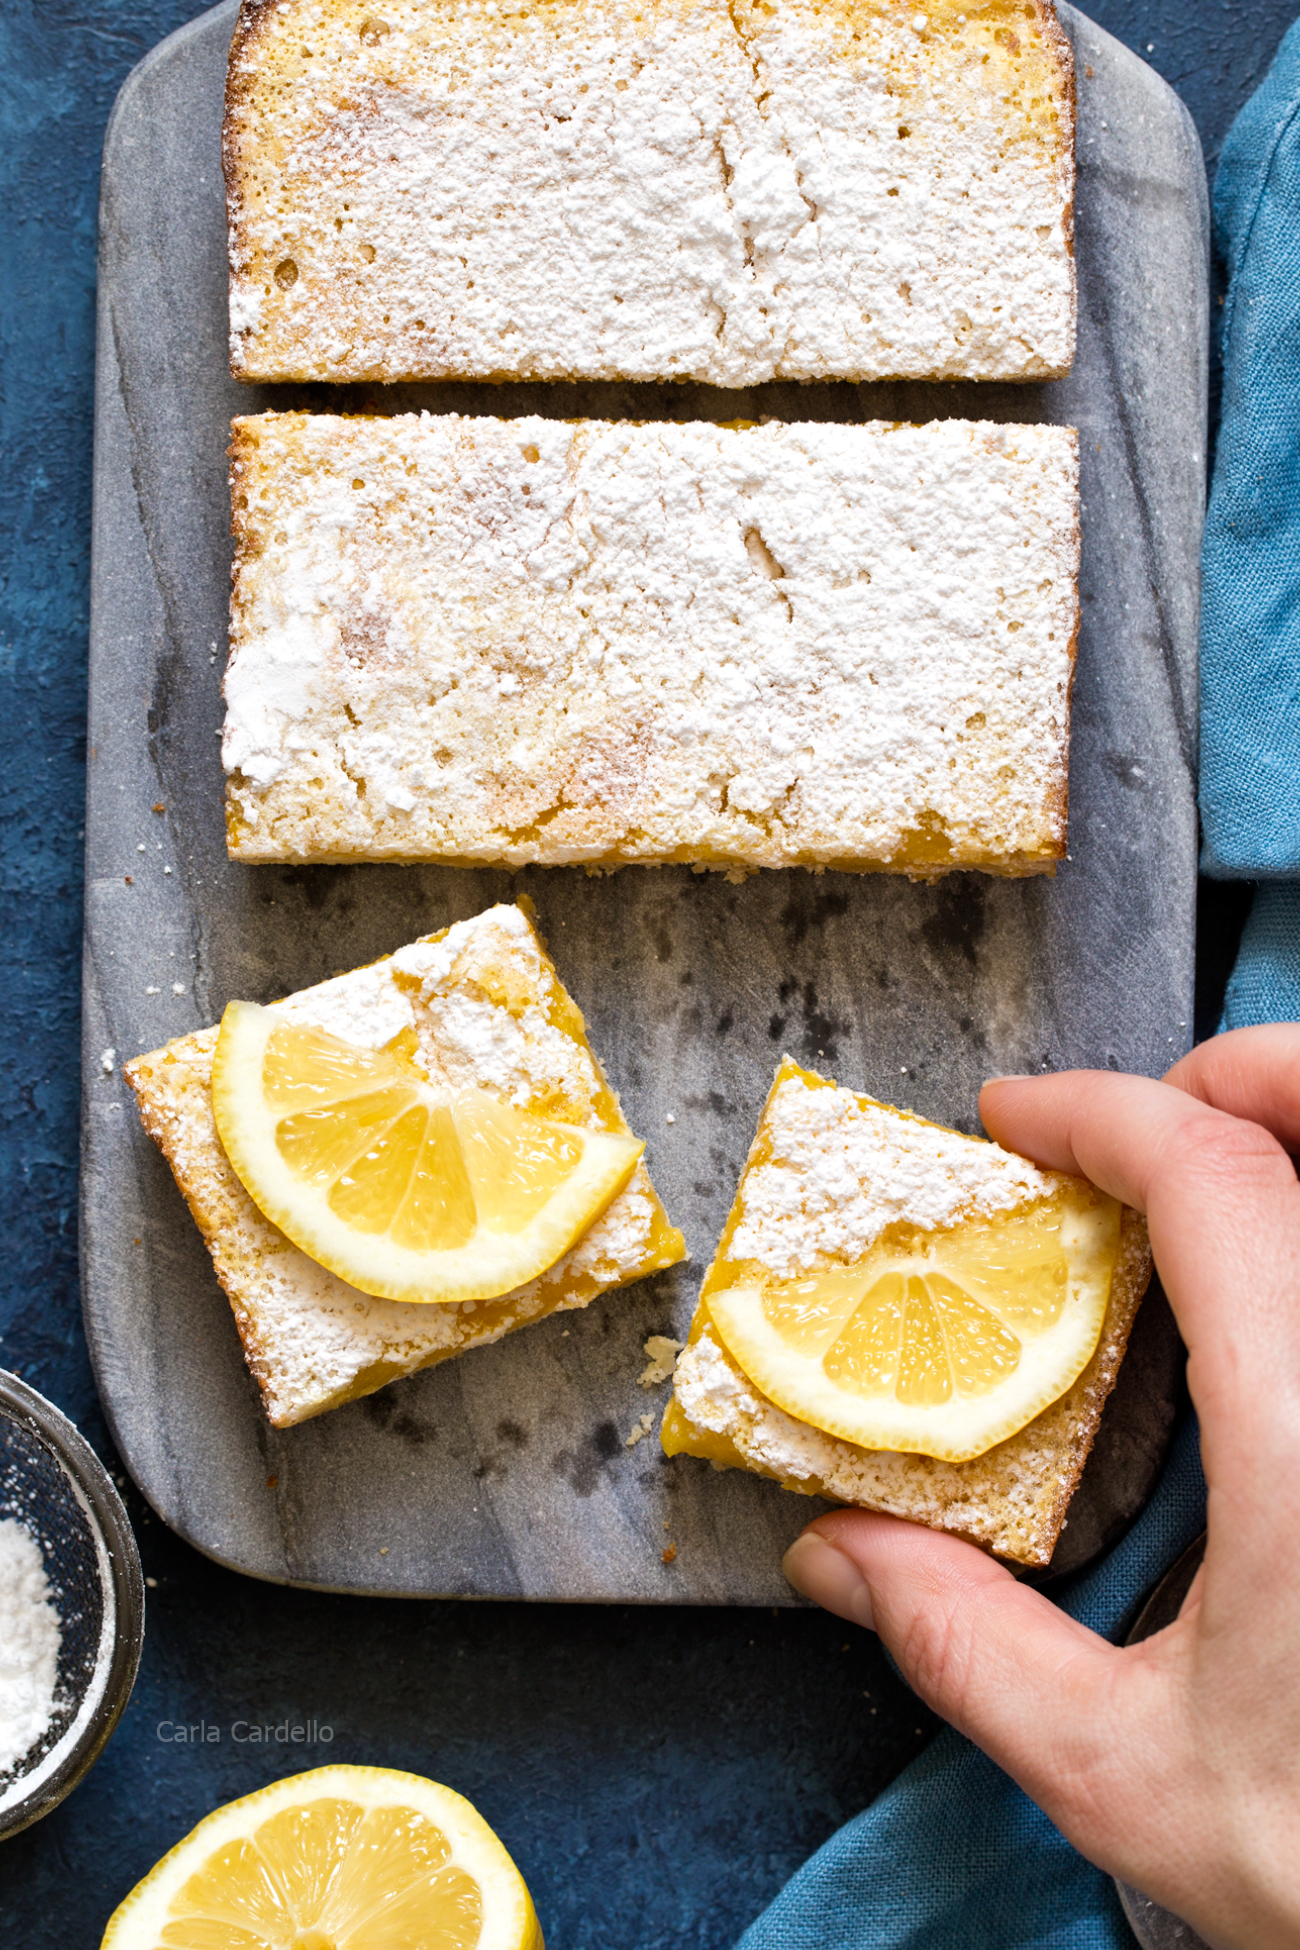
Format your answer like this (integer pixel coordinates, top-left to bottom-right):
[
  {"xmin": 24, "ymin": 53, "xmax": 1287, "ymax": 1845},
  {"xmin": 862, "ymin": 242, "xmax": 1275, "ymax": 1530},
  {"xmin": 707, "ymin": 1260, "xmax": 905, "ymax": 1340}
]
[{"xmin": 156, "ymin": 1720, "xmax": 335, "ymax": 1745}]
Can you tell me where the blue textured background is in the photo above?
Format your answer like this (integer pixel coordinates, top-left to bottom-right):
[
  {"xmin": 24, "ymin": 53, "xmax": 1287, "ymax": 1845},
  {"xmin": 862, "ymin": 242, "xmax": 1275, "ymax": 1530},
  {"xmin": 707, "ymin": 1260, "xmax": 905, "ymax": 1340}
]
[{"xmin": 0, "ymin": 4, "xmax": 1284, "ymax": 1943}]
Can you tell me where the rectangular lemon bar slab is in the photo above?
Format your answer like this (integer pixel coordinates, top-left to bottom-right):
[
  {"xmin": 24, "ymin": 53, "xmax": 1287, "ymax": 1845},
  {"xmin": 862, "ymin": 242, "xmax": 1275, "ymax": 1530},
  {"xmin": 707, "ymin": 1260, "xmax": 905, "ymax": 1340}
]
[
  {"xmin": 126, "ymin": 902, "xmax": 685, "ymax": 1427},
  {"xmin": 224, "ymin": 0, "xmax": 1075, "ymax": 385},
  {"xmin": 663, "ymin": 1061, "xmax": 1151, "ymax": 1566},
  {"xmin": 224, "ymin": 412, "xmax": 1079, "ymax": 875}
]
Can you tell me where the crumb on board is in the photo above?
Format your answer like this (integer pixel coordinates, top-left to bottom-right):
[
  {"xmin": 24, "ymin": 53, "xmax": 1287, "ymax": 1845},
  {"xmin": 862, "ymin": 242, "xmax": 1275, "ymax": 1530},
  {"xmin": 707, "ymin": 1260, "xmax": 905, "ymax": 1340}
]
[
  {"xmin": 639, "ymin": 1335, "xmax": 685, "ymax": 1387},
  {"xmin": 662, "ymin": 1544, "xmax": 677, "ymax": 1564},
  {"xmin": 625, "ymin": 1412, "xmax": 654, "ymax": 1449}
]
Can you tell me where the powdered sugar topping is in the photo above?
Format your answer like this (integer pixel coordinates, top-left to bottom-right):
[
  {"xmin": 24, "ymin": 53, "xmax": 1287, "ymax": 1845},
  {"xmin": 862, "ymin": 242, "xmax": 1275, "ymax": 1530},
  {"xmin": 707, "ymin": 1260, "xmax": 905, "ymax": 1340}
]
[
  {"xmin": 224, "ymin": 413, "xmax": 1078, "ymax": 871},
  {"xmin": 728, "ymin": 1072, "xmax": 1059, "ymax": 1275},
  {"xmin": 274, "ymin": 904, "xmax": 605, "ymax": 1119}
]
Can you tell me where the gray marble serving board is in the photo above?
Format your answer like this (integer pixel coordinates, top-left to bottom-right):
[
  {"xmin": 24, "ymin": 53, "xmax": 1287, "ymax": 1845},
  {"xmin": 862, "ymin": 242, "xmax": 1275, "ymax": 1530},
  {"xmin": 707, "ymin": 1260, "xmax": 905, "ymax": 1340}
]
[{"xmin": 83, "ymin": 0, "xmax": 1206, "ymax": 1603}]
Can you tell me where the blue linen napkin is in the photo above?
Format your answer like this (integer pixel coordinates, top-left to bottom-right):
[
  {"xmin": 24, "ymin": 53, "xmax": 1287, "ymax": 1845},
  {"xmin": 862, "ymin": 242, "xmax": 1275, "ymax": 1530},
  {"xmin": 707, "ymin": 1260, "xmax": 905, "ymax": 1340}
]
[
  {"xmin": 1220, "ymin": 883, "xmax": 1300, "ymax": 1027},
  {"xmin": 1200, "ymin": 18, "xmax": 1300, "ymax": 882},
  {"xmin": 737, "ymin": 21, "xmax": 1300, "ymax": 1947}
]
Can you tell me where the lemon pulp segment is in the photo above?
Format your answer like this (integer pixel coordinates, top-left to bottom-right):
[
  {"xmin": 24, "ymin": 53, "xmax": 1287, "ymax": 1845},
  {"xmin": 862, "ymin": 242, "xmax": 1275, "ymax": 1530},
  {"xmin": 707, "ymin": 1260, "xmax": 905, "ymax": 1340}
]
[
  {"xmin": 212, "ymin": 1003, "xmax": 643, "ymax": 1304},
  {"xmin": 100, "ymin": 1766, "xmax": 542, "ymax": 1950},
  {"xmin": 707, "ymin": 1189, "xmax": 1121, "ymax": 1462}
]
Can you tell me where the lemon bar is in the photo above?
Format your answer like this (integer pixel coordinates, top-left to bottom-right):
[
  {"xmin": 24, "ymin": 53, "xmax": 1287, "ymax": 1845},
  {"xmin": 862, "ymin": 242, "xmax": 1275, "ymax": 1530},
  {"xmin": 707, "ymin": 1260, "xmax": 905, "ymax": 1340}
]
[
  {"xmin": 224, "ymin": 413, "xmax": 1079, "ymax": 875},
  {"xmin": 225, "ymin": 0, "xmax": 1075, "ymax": 385},
  {"xmin": 126, "ymin": 903, "xmax": 685, "ymax": 1426},
  {"xmin": 663, "ymin": 1061, "xmax": 1151, "ymax": 1566}
]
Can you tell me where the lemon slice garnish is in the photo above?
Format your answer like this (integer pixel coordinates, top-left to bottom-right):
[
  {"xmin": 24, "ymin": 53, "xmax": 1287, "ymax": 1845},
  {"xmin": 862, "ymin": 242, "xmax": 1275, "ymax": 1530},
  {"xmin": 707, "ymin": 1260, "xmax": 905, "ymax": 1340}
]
[
  {"xmin": 211, "ymin": 1001, "xmax": 642, "ymax": 1304},
  {"xmin": 706, "ymin": 1187, "xmax": 1122, "ymax": 1462},
  {"xmin": 100, "ymin": 1763, "xmax": 543, "ymax": 1950}
]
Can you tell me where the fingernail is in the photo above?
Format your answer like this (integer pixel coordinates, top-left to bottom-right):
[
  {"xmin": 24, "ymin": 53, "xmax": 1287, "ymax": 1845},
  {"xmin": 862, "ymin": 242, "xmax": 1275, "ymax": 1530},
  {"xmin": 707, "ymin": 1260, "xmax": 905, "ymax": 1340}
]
[
  {"xmin": 982, "ymin": 1074, "xmax": 1032, "ymax": 1085},
  {"xmin": 782, "ymin": 1533, "xmax": 876, "ymax": 1630}
]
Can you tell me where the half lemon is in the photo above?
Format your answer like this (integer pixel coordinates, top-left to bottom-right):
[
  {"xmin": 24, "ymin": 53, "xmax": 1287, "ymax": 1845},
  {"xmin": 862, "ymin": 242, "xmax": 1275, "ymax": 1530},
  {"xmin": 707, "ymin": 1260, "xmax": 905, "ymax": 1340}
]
[
  {"xmin": 707, "ymin": 1186, "xmax": 1122, "ymax": 1463},
  {"xmin": 212, "ymin": 1002, "xmax": 642, "ymax": 1304},
  {"xmin": 100, "ymin": 1764, "xmax": 543, "ymax": 1950}
]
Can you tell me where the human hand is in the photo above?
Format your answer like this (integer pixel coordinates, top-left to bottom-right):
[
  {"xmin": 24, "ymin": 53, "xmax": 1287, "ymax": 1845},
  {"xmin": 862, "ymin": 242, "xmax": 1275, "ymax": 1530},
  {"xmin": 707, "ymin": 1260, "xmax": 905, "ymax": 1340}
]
[{"xmin": 782, "ymin": 1025, "xmax": 1300, "ymax": 1950}]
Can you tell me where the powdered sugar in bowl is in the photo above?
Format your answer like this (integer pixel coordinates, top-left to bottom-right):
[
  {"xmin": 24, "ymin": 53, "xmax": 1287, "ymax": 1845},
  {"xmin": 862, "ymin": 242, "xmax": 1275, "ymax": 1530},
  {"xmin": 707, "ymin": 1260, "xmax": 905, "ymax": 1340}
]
[{"xmin": 0, "ymin": 1371, "xmax": 143, "ymax": 1839}]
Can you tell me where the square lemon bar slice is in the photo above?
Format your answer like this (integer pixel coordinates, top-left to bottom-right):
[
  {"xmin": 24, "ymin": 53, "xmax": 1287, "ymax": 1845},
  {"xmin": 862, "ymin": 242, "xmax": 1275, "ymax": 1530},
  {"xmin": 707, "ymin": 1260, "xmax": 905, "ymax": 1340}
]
[
  {"xmin": 127, "ymin": 902, "xmax": 684, "ymax": 1426},
  {"xmin": 663, "ymin": 1059, "xmax": 1151, "ymax": 1566}
]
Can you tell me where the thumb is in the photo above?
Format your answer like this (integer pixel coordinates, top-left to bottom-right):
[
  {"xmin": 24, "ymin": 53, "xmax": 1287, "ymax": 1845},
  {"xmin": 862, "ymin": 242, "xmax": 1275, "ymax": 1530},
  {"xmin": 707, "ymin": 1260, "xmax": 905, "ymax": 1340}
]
[{"xmin": 784, "ymin": 1510, "xmax": 1127, "ymax": 1822}]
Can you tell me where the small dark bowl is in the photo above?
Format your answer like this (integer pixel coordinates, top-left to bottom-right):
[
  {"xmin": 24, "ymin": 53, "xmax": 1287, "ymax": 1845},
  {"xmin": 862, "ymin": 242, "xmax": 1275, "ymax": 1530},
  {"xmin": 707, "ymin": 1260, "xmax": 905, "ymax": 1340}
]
[{"xmin": 0, "ymin": 1372, "xmax": 145, "ymax": 1839}]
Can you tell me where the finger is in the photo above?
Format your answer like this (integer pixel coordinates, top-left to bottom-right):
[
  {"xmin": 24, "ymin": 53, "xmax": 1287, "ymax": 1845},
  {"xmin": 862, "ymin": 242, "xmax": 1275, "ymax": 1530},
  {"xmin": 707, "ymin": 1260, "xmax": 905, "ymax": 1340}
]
[
  {"xmin": 979, "ymin": 1069, "xmax": 1300, "ymax": 1493},
  {"xmin": 784, "ymin": 1510, "xmax": 1164, "ymax": 1861},
  {"xmin": 978, "ymin": 1070, "xmax": 1300, "ymax": 1280},
  {"xmin": 787, "ymin": 1518, "xmax": 1285, "ymax": 1943},
  {"xmin": 783, "ymin": 1532, "xmax": 877, "ymax": 1627},
  {"xmin": 981, "ymin": 1066, "xmax": 1300, "ymax": 1318},
  {"xmin": 978, "ymin": 1068, "xmax": 1291, "ymax": 1208},
  {"xmin": 1163, "ymin": 1025, "xmax": 1300, "ymax": 1153},
  {"xmin": 978, "ymin": 1069, "xmax": 1155, "ymax": 1184}
]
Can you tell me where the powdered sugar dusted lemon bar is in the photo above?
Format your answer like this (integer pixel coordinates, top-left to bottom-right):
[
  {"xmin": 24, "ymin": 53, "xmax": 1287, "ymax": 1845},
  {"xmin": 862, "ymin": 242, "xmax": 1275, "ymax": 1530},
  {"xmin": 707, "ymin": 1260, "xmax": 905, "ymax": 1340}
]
[
  {"xmin": 662, "ymin": 1061, "xmax": 1151, "ymax": 1566},
  {"xmin": 224, "ymin": 412, "xmax": 1079, "ymax": 875},
  {"xmin": 126, "ymin": 903, "xmax": 685, "ymax": 1427},
  {"xmin": 225, "ymin": 0, "xmax": 1075, "ymax": 384}
]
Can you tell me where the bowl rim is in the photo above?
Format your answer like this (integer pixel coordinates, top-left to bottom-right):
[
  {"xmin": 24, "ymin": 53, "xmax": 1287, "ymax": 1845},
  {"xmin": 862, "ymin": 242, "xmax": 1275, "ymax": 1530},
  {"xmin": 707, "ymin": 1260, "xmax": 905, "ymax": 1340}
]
[{"xmin": 0, "ymin": 1370, "xmax": 145, "ymax": 1841}]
